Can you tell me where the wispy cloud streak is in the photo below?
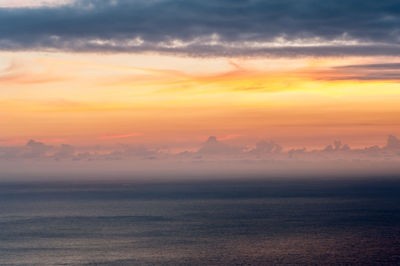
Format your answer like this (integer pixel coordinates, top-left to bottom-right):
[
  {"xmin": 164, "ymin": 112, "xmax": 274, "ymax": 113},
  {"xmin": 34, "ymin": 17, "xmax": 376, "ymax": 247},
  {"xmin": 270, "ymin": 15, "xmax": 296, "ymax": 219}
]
[{"xmin": 99, "ymin": 133, "xmax": 141, "ymax": 140}]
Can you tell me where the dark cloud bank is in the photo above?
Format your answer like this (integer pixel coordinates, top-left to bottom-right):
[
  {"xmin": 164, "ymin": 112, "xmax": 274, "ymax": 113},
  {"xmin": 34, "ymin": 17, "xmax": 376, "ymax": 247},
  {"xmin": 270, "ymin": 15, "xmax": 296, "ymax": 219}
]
[
  {"xmin": 1, "ymin": 0, "xmax": 400, "ymax": 56},
  {"xmin": 1, "ymin": 135, "xmax": 400, "ymax": 180}
]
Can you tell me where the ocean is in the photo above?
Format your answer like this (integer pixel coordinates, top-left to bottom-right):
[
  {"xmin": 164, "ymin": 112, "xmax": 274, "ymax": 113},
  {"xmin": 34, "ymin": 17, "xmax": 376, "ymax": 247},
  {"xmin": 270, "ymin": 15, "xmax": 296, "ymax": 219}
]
[{"xmin": 0, "ymin": 178, "xmax": 400, "ymax": 265}]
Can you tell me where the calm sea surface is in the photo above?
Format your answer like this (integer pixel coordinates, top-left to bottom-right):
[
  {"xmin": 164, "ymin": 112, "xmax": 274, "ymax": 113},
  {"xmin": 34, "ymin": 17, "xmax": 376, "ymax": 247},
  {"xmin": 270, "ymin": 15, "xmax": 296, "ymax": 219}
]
[{"xmin": 1, "ymin": 178, "xmax": 400, "ymax": 265}]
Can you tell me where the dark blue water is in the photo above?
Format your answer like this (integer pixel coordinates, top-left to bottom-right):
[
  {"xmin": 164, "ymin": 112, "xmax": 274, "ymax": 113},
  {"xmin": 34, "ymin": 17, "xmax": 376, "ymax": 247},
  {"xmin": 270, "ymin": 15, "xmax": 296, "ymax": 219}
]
[{"xmin": 1, "ymin": 178, "xmax": 400, "ymax": 265}]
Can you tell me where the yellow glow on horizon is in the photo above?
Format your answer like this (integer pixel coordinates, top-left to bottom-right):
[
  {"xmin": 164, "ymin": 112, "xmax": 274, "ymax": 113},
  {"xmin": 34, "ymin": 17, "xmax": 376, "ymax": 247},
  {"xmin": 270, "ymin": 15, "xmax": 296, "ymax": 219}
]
[{"xmin": 1, "ymin": 52, "xmax": 400, "ymax": 148}]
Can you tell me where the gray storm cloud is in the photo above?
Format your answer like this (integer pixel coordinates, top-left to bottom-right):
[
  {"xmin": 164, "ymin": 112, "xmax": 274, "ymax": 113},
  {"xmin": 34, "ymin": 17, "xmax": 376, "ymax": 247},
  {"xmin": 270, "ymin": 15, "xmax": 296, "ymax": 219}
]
[{"xmin": 1, "ymin": 0, "xmax": 400, "ymax": 56}]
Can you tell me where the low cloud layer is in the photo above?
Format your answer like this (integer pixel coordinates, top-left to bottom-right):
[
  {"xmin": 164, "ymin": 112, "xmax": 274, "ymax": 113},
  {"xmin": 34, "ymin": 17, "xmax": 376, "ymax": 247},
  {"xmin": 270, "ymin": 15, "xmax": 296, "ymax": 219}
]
[
  {"xmin": 2, "ymin": 134, "xmax": 400, "ymax": 162},
  {"xmin": 1, "ymin": 0, "xmax": 400, "ymax": 56},
  {"xmin": 2, "ymin": 135, "xmax": 400, "ymax": 180}
]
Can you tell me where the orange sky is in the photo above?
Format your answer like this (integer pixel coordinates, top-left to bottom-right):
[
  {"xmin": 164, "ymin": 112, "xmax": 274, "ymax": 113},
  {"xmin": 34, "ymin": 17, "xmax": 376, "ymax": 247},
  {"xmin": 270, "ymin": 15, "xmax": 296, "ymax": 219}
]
[{"xmin": 1, "ymin": 51, "xmax": 400, "ymax": 150}]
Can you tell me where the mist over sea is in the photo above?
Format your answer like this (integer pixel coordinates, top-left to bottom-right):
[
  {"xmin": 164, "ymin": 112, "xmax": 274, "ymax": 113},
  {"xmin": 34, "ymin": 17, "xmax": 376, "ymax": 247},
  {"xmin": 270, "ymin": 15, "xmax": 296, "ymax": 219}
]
[{"xmin": 1, "ymin": 178, "xmax": 400, "ymax": 265}]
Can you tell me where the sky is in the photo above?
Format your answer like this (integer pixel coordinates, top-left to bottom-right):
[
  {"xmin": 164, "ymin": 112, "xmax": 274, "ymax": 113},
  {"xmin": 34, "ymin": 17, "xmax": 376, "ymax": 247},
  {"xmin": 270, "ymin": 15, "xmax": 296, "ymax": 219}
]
[{"xmin": 1, "ymin": 0, "xmax": 400, "ymax": 176}]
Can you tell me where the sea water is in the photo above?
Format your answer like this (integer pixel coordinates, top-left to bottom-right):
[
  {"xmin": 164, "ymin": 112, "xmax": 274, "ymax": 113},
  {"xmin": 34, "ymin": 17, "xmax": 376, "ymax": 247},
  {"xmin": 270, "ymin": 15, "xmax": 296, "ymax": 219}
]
[{"xmin": 0, "ymin": 179, "xmax": 400, "ymax": 265}]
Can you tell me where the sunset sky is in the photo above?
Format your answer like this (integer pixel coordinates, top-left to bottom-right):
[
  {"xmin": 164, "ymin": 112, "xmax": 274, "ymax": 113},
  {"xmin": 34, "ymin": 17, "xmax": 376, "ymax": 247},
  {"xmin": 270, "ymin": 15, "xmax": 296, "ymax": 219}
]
[
  {"xmin": 3, "ymin": 3, "xmax": 400, "ymax": 265},
  {"xmin": 1, "ymin": 0, "xmax": 400, "ymax": 152}
]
